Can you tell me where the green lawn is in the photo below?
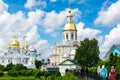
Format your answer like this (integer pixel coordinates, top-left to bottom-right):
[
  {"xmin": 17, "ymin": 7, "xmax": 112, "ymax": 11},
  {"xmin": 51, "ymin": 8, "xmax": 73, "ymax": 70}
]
[{"xmin": 0, "ymin": 74, "xmax": 38, "ymax": 80}]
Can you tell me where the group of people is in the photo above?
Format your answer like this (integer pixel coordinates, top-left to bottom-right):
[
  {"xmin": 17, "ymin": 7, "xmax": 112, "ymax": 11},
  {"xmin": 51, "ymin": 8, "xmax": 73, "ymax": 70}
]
[{"xmin": 97, "ymin": 65, "xmax": 116, "ymax": 80}]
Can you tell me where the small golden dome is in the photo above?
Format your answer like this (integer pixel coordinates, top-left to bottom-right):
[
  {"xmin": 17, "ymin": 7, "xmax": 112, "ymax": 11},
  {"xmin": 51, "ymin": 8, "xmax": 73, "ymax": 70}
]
[
  {"xmin": 24, "ymin": 42, "xmax": 29, "ymax": 47},
  {"xmin": 20, "ymin": 45, "xmax": 24, "ymax": 49},
  {"xmin": 63, "ymin": 22, "xmax": 76, "ymax": 30},
  {"xmin": 11, "ymin": 39, "xmax": 19, "ymax": 46},
  {"xmin": 67, "ymin": 10, "xmax": 72, "ymax": 17},
  {"xmin": 7, "ymin": 44, "xmax": 11, "ymax": 49}
]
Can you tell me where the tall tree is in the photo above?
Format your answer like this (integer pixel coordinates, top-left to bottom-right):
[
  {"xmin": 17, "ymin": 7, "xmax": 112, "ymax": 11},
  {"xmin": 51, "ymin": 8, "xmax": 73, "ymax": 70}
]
[
  {"xmin": 75, "ymin": 38, "xmax": 100, "ymax": 67},
  {"xmin": 35, "ymin": 60, "xmax": 42, "ymax": 69}
]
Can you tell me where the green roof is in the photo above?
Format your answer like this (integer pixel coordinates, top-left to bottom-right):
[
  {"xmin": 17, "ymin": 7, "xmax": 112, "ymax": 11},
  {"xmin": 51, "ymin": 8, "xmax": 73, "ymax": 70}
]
[{"xmin": 59, "ymin": 59, "xmax": 80, "ymax": 66}]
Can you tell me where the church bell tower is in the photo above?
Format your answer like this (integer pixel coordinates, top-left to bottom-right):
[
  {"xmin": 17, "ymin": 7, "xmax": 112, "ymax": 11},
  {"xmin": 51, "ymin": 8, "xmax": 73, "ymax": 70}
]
[{"xmin": 62, "ymin": 10, "xmax": 77, "ymax": 42}]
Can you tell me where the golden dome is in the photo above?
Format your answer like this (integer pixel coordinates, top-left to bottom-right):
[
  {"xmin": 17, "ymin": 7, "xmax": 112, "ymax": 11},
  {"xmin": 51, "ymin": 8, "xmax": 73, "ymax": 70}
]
[
  {"xmin": 7, "ymin": 44, "xmax": 11, "ymax": 49},
  {"xmin": 24, "ymin": 42, "xmax": 29, "ymax": 47},
  {"xmin": 63, "ymin": 22, "xmax": 76, "ymax": 30},
  {"xmin": 11, "ymin": 39, "xmax": 19, "ymax": 46},
  {"xmin": 20, "ymin": 45, "xmax": 24, "ymax": 49}
]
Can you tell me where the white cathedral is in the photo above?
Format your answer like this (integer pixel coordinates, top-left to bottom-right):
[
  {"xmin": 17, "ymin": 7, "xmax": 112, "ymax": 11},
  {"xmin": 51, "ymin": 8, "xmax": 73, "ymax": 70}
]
[
  {"xmin": 0, "ymin": 39, "xmax": 41, "ymax": 68},
  {"xmin": 50, "ymin": 10, "xmax": 80, "ymax": 66}
]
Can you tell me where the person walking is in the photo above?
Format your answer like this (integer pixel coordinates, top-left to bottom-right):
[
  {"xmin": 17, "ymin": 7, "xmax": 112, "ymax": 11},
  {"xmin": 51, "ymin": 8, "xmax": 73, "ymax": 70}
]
[
  {"xmin": 109, "ymin": 66, "xmax": 116, "ymax": 80},
  {"xmin": 97, "ymin": 66, "xmax": 101, "ymax": 75},
  {"xmin": 97, "ymin": 66, "xmax": 101, "ymax": 80},
  {"xmin": 100, "ymin": 65, "xmax": 108, "ymax": 80}
]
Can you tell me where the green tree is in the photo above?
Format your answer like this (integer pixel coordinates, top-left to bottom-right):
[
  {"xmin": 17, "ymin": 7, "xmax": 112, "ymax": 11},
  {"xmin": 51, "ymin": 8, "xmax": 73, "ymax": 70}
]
[
  {"xmin": 107, "ymin": 53, "xmax": 118, "ymax": 70},
  {"xmin": 75, "ymin": 38, "xmax": 100, "ymax": 67},
  {"xmin": 35, "ymin": 60, "xmax": 42, "ymax": 69}
]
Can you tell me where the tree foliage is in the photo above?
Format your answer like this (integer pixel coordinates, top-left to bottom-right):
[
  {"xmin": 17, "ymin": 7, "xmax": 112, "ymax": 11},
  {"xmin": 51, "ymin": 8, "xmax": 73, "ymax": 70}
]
[
  {"xmin": 106, "ymin": 52, "xmax": 120, "ymax": 74},
  {"xmin": 75, "ymin": 38, "xmax": 100, "ymax": 67},
  {"xmin": 14, "ymin": 64, "xmax": 27, "ymax": 71},
  {"xmin": 4, "ymin": 63, "xmax": 15, "ymax": 71},
  {"xmin": 35, "ymin": 60, "xmax": 42, "ymax": 69}
]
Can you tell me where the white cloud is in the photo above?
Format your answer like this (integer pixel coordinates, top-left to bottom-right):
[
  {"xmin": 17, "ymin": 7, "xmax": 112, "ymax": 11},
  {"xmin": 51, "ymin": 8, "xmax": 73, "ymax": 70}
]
[
  {"xmin": 42, "ymin": 8, "xmax": 81, "ymax": 33},
  {"xmin": 0, "ymin": 4, "xmax": 52, "ymax": 58},
  {"xmin": 25, "ymin": 0, "xmax": 46, "ymax": 9},
  {"xmin": 100, "ymin": 24, "xmax": 120, "ymax": 59},
  {"xmin": 0, "ymin": 0, "xmax": 8, "ymax": 13},
  {"xmin": 25, "ymin": 25, "xmax": 53, "ymax": 59},
  {"xmin": 76, "ymin": 22, "xmax": 101, "ymax": 41},
  {"xmin": 27, "ymin": 9, "xmax": 45, "ymax": 26},
  {"xmin": 64, "ymin": 0, "xmax": 85, "ymax": 4},
  {"xmin": 94, "ymin": 0, "xmax": 120, "ymax": 25}
]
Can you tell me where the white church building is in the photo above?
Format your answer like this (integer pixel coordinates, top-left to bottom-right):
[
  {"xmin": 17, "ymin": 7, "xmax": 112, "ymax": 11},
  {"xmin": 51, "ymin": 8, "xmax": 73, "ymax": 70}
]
[
  {"xmin": 0, "ymin": 39, "xmax": 41, "ymax": 68},
  {"xmin": 50, "ymin": 10, "xmax": 80, "ymax": 66}
]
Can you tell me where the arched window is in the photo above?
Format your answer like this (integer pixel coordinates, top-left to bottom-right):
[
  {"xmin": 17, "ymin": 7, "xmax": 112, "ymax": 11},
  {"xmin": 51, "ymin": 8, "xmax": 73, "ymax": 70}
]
[
  {"xmin": 66, "ymin": 33, "xmax": 68, "ymax": 40},
  {"xmin": 71, "ymin": 33, "xmax": 73, "ymax": 39},
  {"xmin": 75, "ymin": 33, "xmax": 77, "ymax": 40}
]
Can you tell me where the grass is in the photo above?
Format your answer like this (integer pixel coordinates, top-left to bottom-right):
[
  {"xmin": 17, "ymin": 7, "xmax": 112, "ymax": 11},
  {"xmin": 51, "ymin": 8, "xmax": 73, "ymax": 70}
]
[{"xmin": 0, "ymin": 74, "xmax": 39, "ymax": 80}]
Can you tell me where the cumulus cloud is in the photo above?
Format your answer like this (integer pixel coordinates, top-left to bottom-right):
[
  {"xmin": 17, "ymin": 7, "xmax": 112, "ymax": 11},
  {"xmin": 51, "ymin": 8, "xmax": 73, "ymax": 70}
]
[
  {"xmin": 0, "ymin": 0, "xmax": 8, "ymax": 13},
  {"xmin": 76, "ymin": 22, "xmax": 101, "ymax": 41},
  {"xmin": 0, "ymin": 2, "xmax": 82, "ymax": 58},
  {"xmin": 25, "ymin": 25, "xmax": 53, "ymax": 59},
  {"xmin": 100, "ymin": 24, "xmax": 120, "ymax": 59},
  {"xmin": 42, "ymin": 8, "xmax": 81, "ymax": 33},
  {"xmin": 0, "ymin": 1, "xmax": 52, "ymax": 58},
  {"xmin": 24, "ymin": 0, "xmax": 46, "ymax": 9},
  {"xmin": 94, "ymin": 0, "xmax": 120, "ymax": 25}
]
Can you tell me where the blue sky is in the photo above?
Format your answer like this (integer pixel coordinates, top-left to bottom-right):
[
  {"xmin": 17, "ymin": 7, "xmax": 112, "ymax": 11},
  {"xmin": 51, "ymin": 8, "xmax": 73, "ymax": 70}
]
[{"xmin": 0, "ymin": 0, "xmax": 120, "ymax": 59}]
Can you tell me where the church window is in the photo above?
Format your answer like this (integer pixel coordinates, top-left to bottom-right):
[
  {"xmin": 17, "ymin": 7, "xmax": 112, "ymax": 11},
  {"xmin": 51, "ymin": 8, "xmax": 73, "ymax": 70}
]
[
  {"xmin": 66, "ymin": 33, "xmax": 68, "ymax": 40},
  {"xmin": 75, "ymin": 33, "xmax": 77, "ymax": 40},
  {"xmin": 71, "ymin": 33, "xmax": 73, "ymax": 39}
]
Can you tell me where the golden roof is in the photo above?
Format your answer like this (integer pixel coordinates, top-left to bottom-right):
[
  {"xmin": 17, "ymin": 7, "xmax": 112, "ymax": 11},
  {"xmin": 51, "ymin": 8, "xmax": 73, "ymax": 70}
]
[
  {"xmin": 20, "ymin": 45, "xmax": 24, "ymax": 49},
  {"xmin": 63, "ymin": 22, "xmax": 76, "ymax": 30},
  {"xmin": 11, "ymin": 39, "xmax": 19, "ymax": 46},
  {"xmin": 7, "ymin": 44, "xmax": 11, "ymax": 49},
  {"xmin": 63, "ymin": 10, "xmax": 76, "ymax": 30}
]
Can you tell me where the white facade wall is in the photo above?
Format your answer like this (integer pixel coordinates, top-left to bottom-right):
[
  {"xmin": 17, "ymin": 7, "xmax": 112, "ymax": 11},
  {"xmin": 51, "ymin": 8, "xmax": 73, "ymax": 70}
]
[{"xmin": 59, "ymin": 65, "xmax": 76, "ymax": 76}]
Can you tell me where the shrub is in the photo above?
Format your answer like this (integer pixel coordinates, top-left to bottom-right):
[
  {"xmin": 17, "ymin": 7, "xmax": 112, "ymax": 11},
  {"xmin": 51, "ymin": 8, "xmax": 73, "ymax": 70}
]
[
  {"xmin": 0, "ymin": 71, "xmax": 4, "ymax": 77},
  {"xmin": 8, "ymin": 69, "xmax": 19, "ymax": 77},
  {"xmin": 14, "ymin": 64, "xmax": 27, "ymax": 71},
  {"xmin": 0, "ymin": 65, "xmax": 4, "ymax": 71},
  {"xmin": 62, "ymin": 72, "xmax": 79, "ymax": 80},
  {"xmin": 4, "ymin": 63, "xmax": 15, "ymax": 71},
  {"xmin": 35, "ymin": 70, "xmax": 50, "ymax": 78},
  {"xmin": 35, "ymin": 71, "xmax": 42, "ymax": 78},
  {"xmin": 88, "ymin": 67, "xmax": 97, "ymax": 73},
  {"xmin": 55, "ymin": 71, "xmax": 61, "ymax": 77},
  {"xmin": 39, "ymin": 76, "xmax": 46, "ymax": 80}
]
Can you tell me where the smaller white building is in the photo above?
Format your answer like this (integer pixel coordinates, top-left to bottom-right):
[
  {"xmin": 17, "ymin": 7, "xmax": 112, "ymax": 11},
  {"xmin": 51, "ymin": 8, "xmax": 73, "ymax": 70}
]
[{"xmin": 58, "ymin": 59, "xmax": 80, "ymax": 76}]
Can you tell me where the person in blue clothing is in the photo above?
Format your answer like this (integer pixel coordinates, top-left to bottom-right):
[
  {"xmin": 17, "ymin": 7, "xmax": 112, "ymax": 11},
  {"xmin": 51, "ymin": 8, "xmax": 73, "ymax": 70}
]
[{"xmin": 100, "ymin": 65, "xmax": 108, "ymax": 80}]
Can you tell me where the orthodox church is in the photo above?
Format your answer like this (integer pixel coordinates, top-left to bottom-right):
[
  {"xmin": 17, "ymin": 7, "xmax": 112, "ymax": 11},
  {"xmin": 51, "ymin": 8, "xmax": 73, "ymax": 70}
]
[
  {"xmin": 50, "ymin": 10, "xmax": 80, "ymax": 66},
  {"xmin": 0, "ymin": 39, "xmax": 41, "ymax": 68}
]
